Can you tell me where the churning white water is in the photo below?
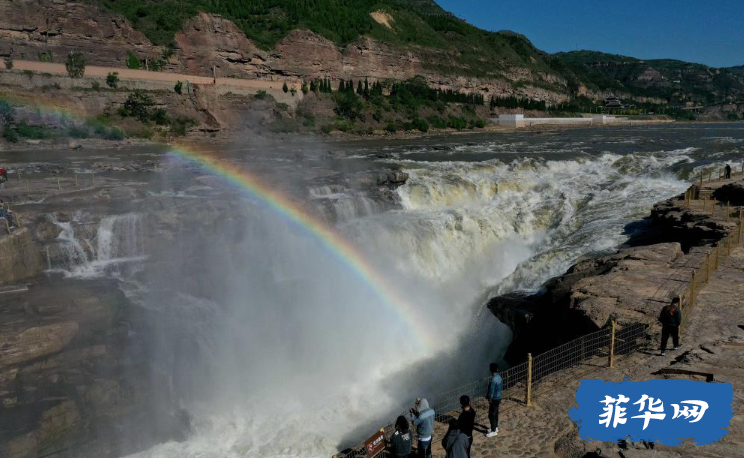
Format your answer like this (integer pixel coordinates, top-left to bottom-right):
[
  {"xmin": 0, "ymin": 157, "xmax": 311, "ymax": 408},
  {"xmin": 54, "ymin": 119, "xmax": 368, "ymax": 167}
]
[
  {"xmin": 47, "ymin": 213, "xmax": 146, "ymax": 277},
  {"xmin": 120, "ymin": 144, "xmax": 701, "ymax": 458}
]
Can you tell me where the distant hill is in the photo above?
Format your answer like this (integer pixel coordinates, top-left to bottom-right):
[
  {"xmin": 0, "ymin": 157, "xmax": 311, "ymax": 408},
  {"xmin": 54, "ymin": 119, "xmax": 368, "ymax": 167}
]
[{"xmin": 87, "ymin": 0, "xmax": 744, "ymax": 106}]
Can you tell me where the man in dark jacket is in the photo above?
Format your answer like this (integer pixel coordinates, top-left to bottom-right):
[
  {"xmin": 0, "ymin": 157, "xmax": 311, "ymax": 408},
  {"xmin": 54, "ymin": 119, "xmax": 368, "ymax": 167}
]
[
  {"xmin": 486, "ymin": 363, "xmax": 502, "ymax": 437},
  {"xmin": 725, "ymin": 164, "xmax": 732, "ymax": 179},
  {"xmin": 442, "ymin": 418, "xmax": 469, "ymax": 458},
  {"xmin": 457, "ymin": 395, "xmax": 475, "ymax": 457},
  {"xmin": 659, "ymin": 297, "xmax": 682, "ymax": 355},
  {"xmin": 390, "ymin": 415, "xmax": 412, "ymax": 457}
]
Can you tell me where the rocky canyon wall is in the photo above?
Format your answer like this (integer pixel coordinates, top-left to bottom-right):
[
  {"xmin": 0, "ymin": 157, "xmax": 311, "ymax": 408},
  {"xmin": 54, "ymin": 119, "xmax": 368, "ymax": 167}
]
[{"xmin": 0, "ymin": 1, "xmax": 571, "ymax": 103}]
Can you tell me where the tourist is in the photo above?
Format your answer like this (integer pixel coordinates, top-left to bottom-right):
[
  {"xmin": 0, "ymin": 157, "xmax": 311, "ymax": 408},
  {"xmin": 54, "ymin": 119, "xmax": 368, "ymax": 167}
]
[
  {"xmin": 0, "ymin": 205, "xmax": 14, "ymax": 229},
  {"xmin": 659, "ymin": 296, "xmax": 683, "ymax": 355},
  {"xmin": 442, "ymin": 418, "xmax": 469, "ymax": 458},
  {"xmin": 457, "ymin": 395, "xmax": 476, "ymax": 456},
  {"xmin": 410, "ymin": 398, "xmax": 434, "ymax": 458},
  {"xmin": 389, "ymin": 415, "xmax": 413, "ymax": 458},
  {"xmin": 486, "ymin": 362, "xmax": 502, "ymax": 438},
  {"xmin": 0, "ymin": 167, "xmax": 7, "ymax": 190},
  {"xmin": 725, "ymin": 163, "xmax": 732, "ymax": 179}
]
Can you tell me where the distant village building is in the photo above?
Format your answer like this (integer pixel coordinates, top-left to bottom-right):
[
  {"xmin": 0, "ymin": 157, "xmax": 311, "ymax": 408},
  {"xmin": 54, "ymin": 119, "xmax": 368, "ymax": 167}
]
[{"xmin": 604, "ymin": 94, "xmax": 623, "ymax": 108}]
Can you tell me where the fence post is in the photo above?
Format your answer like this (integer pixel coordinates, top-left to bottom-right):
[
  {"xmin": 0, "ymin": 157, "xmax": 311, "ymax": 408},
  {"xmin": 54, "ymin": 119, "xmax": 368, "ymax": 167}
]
[
  {"xmin": 526, "ymin": 353, "xmax": 533, "ymax": 407},
  {"xmin": 690, "ymin": 271, "xmax": 696, "ymax": 307},
  {"xmin": 705, "ymin": 252, "xmax": 711, "ymax": 282},
  {"xmin": 25, "ymin": 179, "xmax": 30, "ymax": 192},
  {"xmin": 3, "ymin": 218, "xmax": 10, "ymax": 235},
  {"xmin": 75, "ymin": 173, "xmax": 79, "ymax": 188},
  {"xmin": 609, "ymin": 320, "xmax": 616, "ymax": 369},
  {"xmin": 700, "ymin": 171, "xmax": 703, "ymax": 185}
]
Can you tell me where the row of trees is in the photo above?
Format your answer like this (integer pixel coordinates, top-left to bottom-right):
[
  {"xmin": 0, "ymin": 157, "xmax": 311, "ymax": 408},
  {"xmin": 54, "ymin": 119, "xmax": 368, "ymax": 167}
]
[{"xmin": 489, "ymin": 96, "xmax": 547, "ymax": 111}]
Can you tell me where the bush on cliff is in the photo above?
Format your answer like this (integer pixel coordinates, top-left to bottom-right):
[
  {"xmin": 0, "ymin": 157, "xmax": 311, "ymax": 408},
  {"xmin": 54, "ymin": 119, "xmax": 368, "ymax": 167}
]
[
  {"xmin": 106, "ymin": 72, "xmax": 120, "ymax": 88},
  {"xmin": 119, "ymin": 91, "xmax": 155, "ymax": 122},
  {"xmin": 65, "ymin": 52, "xmax": 86, "ymax": 78}
]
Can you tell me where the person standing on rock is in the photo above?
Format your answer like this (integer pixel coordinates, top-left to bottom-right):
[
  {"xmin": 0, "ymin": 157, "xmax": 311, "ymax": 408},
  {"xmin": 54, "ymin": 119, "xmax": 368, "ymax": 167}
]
[
  {"xmin": 659, "ymin": 296, "xmax": 682, "ymax": 355},
  {"xmin": 390, "ymin": 415, "xmax": 413, "ymax": 458},
  {"xmin": 486, "ymin": 363, "xmax": 502, "ymax": 438},
  {"xmin": 725, "ymin": 163, "xmax": 732, "ymax": 179},
  {"xmin": 0, "ymin": 167, "xmax": 7, "ymax": 190},
  {"xmin": 442, "ymin": 418, "xmax": 469, "ymax": 458},
  {"xmin": 410, "ymin": 398, "xmax": 434, "ymax": 458},
  {"xmin": 457, "ymin": 395, "xmax": 476, "ymax": 456}
]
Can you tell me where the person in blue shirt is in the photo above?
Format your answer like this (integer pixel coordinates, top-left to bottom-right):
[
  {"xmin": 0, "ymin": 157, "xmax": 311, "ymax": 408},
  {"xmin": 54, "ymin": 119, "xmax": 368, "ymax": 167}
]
[
  {"xmin": 486, "ymin": 362, "xmax": 502, "ymax": 438},
  {"xmin": 410, "ymin": 398, "xmax": 434, "ymax": 458}
]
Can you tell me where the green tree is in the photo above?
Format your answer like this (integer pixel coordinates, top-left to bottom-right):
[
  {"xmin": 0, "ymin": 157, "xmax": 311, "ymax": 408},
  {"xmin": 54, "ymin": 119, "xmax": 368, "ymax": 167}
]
[
  {"xmin": 126, "ymin": 51, "xmax": 141, "ymax": 69},
  {"xmin": 357, "ymin": 80, "xmax": 363, "ymax": 95},
  {"xmin": 65, "ymin": 51, "xmax": 86, "ymax": 78},
  {"xmin": 119, "ymin": 90, "xmax": 154, "ymax": 122},
  {"xmin": 301, "ymin": 82, "xmax": 309, "ymax": 95},
  {"xmin": 106, "ymin": 72, "xmax": 119, "ymax": 88},
  {"xmin": 282, "ymin": 82, "xmax": 289, "ymax": 93},
  {"xmin": 174, "ymin": 80, "xmax": 183, "ymax": 94}
]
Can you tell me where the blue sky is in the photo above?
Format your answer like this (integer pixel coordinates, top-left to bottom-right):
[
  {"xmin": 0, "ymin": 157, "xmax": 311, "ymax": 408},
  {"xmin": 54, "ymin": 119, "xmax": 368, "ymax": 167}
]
[{"xmin": 435, "ymin": 0, "xmax": 744, "ymax": 68}]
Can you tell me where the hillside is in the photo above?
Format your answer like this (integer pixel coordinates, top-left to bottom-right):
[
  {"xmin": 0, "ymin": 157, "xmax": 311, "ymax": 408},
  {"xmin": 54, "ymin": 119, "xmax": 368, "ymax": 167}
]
[
  {"xmin": 556, "ymin": 50, "xmax": 744, "ymax": 105},
  {"xmin": 87, "ymin": 0, "xmax": 744, "ymax": 107}
]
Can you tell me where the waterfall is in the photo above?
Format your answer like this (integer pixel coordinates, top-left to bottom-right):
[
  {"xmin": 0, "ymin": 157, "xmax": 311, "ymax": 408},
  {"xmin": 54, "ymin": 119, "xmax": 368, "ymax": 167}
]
[{"xmin": 47, "ymin": 213, "xmax": 145, "ymax": 278}]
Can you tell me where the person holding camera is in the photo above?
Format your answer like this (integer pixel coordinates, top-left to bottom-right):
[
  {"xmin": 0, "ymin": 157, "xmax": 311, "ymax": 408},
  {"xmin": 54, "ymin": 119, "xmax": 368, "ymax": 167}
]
[{"xmin": 410, "ymin": 398, "xmax": 434, "ymax": 458}]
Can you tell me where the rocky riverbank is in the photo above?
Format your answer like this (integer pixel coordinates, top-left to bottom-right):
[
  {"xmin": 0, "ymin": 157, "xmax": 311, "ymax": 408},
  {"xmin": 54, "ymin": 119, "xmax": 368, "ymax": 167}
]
[{"xmin": 489, "ymin": 175, "xmax": 744, "ymax": 364}]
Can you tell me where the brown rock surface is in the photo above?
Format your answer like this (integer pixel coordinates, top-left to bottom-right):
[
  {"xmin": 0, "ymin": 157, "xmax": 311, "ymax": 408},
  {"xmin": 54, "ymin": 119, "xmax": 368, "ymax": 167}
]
[
  {"xmin": 0, "ymin": 228, "xmax": 44, "ymax": 284},
  {"xmin": 0, "ymin": 0, "xmax": 166, "ymax": 69}
]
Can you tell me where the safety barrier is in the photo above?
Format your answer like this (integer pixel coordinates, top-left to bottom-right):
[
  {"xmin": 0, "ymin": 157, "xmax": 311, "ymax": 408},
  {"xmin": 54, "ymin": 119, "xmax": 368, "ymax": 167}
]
[{"xmin": 338, "ymin": 176, "xmax": 744, "ymax": 458}]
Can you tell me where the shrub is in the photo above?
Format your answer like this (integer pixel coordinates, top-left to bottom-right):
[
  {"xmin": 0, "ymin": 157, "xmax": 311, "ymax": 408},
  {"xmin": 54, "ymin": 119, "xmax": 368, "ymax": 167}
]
[
  {"xmin": 170, "ymin": 116, "xmax": 197, "ymax": 136},
  {"xmin": 106, "ymin": 72, "xmax": 119, "ymax": 88},
  {"xmin": 23, "ymin": 70, "xmax": 34, "ymax": 79},
  {"xmin": 428, "ymin": 116, "xmax": 447, "ymax": 129},
  {"xmin": 2, "ymin": 127, "xmax": 19, "ymax": 143},
  {"xmin": 174, "ymin": 80, "xmax": 183, "ymax": 94},
  {"xmin": 103, "ymin": 126, "xmax": 125, "ymax": 141},
  {"xmin": 17, "ymin": 121, "xmax": 53, "ymax": 139},
  {"xmin": 0, "ymin": 100, "xmax": 14, "ymax": 125},
  {"xmin": 152, "ymin": 108, "xmax": 170, "ymax": 125},
  {"xmin": 119, "ymin": 91, "xmax": 154, "ymax": 122},
  {"xmin": 3, "ymin": 55, "xmax": 13, "ymax": 70},
  {"xmin": 384, "ymin": 122, "xmax": 397, "ymax": 133},
  {"xmin": 411, "ymin": 118, "xmax": 429, "ymax": 132},
  {"xmin": 282, "ymin": 82, "xmax": 289, "ymax": 93},
  {"xmin": 254, "ymin": 90, "xmax": 268, "ymax": 100},
  {"xmin": 321, "ymin": 124, "xmax": 334, "ymax": 134},
  {"xmin": 68, "ymin": 125, "xmax": 89, "ymax": 138},
  {"xmin": 333, "ymin": 90, "xmax": 363, "ymax": 120},
  {"xmin": 301, "ymin": 82, "xmax": 309, "ymax": 95},
  {"xmin": 37, "ymin": 50, "xmax": 53, "ymax": 62},
  {"xmin": 471, "ymin": 118, "xmax": 486, "ymax": 128},
  {"xmin": 290, "ymin": 88, "xmax": 297, "ymax": 96},
  {"xmin": 126, "ymin": 51, "xmax": 140, "ymax": 70},
  {"xmin": 65, "ymin": 51, "xmax": 86, "ymax": 78},
  {"xmin": 91, "ymin": 81, "xmax": 101, "ymax": 91},
  {"xmin": 447, "ymin": 116, "xmax": 468, "ymax": 130}
]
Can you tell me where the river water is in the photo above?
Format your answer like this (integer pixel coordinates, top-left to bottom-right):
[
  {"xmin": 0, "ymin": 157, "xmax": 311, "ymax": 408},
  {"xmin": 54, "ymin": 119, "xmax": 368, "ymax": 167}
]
[{"xmin": 10, "ymin": 123, "xmax": 744, "ymax": 458}]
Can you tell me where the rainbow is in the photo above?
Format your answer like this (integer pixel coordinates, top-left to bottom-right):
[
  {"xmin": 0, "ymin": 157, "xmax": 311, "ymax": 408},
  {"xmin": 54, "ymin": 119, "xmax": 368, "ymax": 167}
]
[{"xmin": 168, "ymin": 146, "xmax": 436, "ymax": 352}]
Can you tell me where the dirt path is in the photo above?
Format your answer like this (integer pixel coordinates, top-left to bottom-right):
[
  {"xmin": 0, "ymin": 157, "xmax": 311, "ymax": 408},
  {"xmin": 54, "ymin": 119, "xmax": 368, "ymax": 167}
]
[{"xmin": 11, "ymin": 60, "xmax": 300, "ymax": 91}]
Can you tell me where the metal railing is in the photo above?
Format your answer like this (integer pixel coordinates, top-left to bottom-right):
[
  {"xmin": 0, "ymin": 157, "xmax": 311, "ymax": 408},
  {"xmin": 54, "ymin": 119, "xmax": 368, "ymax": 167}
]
[{"xmin": 337, "ymin": 177, "xmax": 744, "ymax": 458}]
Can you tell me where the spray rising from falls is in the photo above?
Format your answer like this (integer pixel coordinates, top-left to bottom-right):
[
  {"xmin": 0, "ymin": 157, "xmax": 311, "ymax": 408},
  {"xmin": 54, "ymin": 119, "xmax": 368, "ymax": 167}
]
[{"xmin": 116, "ymin": 145, "xmax": 696, "ymax": 458}]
